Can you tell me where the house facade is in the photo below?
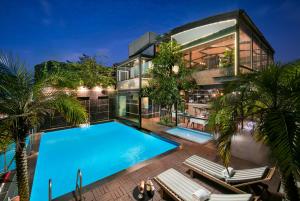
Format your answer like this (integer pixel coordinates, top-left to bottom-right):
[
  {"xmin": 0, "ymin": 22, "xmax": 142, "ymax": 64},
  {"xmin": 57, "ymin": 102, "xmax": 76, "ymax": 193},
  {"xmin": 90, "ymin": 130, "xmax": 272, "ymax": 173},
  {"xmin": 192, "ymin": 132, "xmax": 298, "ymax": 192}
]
[{"xmin": 115, "ymin": 10, "xmax": 274, "ymax": 128}]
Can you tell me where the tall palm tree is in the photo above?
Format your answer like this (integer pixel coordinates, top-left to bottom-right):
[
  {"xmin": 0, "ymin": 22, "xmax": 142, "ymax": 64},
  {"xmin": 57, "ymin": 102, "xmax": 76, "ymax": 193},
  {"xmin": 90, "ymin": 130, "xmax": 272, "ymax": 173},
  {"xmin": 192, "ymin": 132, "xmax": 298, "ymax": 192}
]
[
  {"xmin": 208, "ymin": 61, "xmax": 300, "ymax": 201},
  {"xmin": 0, "ymin": 53, "xmax": 88, "ymax": 201}
]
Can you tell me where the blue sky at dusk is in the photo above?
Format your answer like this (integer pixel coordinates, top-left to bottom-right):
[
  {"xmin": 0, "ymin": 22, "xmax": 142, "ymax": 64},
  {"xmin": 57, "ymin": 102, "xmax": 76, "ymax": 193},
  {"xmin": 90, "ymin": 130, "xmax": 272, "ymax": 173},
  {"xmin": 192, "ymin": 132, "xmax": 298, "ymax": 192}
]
[{"xmin": 0, "ymin": 0, "xmax": 299, "ymax": 70}]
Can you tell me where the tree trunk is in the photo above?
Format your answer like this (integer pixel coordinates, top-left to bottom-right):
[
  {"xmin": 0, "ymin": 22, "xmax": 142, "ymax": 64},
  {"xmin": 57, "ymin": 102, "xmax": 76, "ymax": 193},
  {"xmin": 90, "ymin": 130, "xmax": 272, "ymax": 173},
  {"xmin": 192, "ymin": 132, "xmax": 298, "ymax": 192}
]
[
  {"xmin": 169, "ymin": 106, "xmax": 172, "ymax": 124},
  {"xmin": 280, "ymin": 170, "xmax": 299, "ymax": 201},
  {"xmin": 15, "ymin": 135, "xmax": 30, "ymax": 201}
]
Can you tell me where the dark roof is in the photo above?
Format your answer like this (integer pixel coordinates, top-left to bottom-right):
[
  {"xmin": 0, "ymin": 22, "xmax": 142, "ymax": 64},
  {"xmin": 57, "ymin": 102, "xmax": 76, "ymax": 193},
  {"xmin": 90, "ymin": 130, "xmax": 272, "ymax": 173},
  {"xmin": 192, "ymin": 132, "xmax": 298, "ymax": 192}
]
[
  {"xmin": 169, "ymin": 9, "xmax": 274, "ymax": 54},
  {"xmin": 113, "ymin": 53, "xmax": 153, "ymax": 67}
]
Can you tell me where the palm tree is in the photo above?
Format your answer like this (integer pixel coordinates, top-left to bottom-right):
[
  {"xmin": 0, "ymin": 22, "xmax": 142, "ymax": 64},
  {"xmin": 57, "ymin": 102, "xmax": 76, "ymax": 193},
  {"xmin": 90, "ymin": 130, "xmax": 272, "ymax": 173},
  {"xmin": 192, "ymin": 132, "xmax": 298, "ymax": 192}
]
[
  {"xmin": 0, "ymin": 53, "xmax": 88, "ymax": 201},
  {"xmin": 208, "ymin": 61, "xmax": 300, "ymax": 201}
]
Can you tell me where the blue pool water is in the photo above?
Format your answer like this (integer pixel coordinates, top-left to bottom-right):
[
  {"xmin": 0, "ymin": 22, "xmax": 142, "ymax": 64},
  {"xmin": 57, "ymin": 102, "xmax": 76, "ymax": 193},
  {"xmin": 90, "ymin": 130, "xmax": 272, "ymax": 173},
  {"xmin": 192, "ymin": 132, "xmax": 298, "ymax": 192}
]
[
  {"xmin": 166, "ymin": 127, "xmax": 212, "ymax": 143},
  {"xmin": 30, "ymin": 122, "xmax": 177, "ymax": 201}
]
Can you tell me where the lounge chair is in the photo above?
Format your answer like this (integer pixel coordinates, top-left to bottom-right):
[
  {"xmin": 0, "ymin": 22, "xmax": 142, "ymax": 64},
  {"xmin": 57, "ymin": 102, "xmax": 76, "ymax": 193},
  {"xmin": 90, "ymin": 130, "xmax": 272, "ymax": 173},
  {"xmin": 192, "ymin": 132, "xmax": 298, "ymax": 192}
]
[
  {"xmin": 154, "ymin": 168, "xmax": 255, "ymax": 201},
  {"xmin": 183, "ymin": 155, "xmax": 276, "ymax": 193}
]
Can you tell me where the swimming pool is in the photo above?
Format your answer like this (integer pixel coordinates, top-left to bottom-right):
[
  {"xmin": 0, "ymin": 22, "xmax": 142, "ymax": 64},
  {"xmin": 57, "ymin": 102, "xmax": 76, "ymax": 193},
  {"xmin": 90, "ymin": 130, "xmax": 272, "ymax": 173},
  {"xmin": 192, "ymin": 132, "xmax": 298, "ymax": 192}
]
[
  {"xmin": 30, "ymin": 121, "xmax": 178, "ymax": 201},
  {"xmin": 166, "ymin": 127, "xmax": 212, "ymax": 143}
]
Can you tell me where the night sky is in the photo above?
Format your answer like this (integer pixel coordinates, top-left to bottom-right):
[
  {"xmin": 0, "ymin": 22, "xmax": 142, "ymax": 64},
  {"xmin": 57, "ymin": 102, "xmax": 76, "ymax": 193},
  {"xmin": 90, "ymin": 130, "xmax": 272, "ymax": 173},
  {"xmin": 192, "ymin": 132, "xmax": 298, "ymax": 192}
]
[{"xmin": 1, "ymin": 0, "xmax": 299, "ymax": 70}]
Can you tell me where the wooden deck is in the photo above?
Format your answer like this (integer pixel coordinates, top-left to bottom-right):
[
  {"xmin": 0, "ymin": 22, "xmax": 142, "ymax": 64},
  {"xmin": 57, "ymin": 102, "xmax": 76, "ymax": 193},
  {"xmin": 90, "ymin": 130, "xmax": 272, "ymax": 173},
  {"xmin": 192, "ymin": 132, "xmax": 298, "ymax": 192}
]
[{"xmin": 28, "ymin": 120, "xmax": 281, "ymax": 201}]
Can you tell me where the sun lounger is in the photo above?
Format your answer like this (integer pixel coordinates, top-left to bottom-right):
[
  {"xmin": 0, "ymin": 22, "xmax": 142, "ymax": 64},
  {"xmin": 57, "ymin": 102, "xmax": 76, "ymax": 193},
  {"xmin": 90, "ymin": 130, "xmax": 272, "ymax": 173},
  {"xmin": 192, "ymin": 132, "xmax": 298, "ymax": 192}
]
[
  {"xmin": 183, "ymin": 155, "xmax": 275, "ymax": 193},
  {"xmin": 154, "ymin": 168, "xmax": 254, "ymax": 201}
]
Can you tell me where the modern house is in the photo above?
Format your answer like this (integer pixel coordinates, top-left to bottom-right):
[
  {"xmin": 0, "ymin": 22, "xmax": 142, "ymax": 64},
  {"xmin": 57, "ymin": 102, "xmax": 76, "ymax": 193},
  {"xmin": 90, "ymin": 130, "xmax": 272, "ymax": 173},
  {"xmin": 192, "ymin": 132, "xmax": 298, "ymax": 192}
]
[{"xmin": 116, "ymin": 9, "xmax": 274, "ymax": 128}]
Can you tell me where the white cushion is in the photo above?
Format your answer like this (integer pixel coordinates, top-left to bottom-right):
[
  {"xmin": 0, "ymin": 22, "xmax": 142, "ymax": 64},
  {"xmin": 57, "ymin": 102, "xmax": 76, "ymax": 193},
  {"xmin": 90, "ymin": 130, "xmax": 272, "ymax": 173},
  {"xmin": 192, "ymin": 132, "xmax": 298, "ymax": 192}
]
[
  {"xmin": 192, "ymin": 188, "xmax": 211, "ymax": 201},
  {"xmin": 222, "ymin": 167, "xmax": 235, "ymax": 178}
]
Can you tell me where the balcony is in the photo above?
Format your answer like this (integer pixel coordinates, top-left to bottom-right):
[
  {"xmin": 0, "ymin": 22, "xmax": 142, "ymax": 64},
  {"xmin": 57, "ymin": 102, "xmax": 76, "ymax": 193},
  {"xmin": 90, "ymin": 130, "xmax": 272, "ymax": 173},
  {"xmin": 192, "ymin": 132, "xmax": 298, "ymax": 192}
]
[
  {"xmin": 192, "ymin": 67, "xmax": 234, "ymax": 85},
  {"xmin": 117, "ymin": 78, "xmax": 150, "ymax": 90}
]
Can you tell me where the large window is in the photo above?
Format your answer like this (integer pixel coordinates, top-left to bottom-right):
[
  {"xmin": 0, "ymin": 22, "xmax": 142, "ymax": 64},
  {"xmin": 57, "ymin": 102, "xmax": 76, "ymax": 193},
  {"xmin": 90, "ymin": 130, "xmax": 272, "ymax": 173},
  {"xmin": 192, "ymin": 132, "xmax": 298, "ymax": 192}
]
[
  {"xmin": 239, "ymin": 26, "xmax": 274, "ymax": 71},
  {"xmin": 117, "ymin": 58, "xmax": 140, "ymax": 82},
  {"xmin": 261, "ymin": 46, "xmax": 268, "ymax": 70},
  {"xmin": 183, "ymin": 34, "xmax": 235, "ymax": 71},
  {"xmin": 117, "ymin": 91, "xmax": 140, "ymax": 125},
  {"xmin": 239, "ymin": 29, "xmax": 251, "ymax": 69},
  {"xmin": 252, "ymin": 39, "xmax": 261, "ymax": 71}
]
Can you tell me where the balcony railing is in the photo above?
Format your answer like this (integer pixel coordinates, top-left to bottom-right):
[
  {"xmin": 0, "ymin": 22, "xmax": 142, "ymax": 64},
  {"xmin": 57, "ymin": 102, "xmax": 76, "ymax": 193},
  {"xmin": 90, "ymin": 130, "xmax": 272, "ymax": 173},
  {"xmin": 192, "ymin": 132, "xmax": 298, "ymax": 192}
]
[{"xmin": 117, "ymin": 78, "xmax": 150, "ymax": 90}]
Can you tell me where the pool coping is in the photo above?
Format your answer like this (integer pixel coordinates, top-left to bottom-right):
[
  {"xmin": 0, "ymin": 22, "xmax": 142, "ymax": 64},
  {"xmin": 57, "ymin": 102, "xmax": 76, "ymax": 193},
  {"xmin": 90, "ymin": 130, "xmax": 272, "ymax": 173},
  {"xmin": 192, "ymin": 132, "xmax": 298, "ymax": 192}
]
[{"xmin": 30, "ymin": 120, "xmax": 181, "ymax": 201}]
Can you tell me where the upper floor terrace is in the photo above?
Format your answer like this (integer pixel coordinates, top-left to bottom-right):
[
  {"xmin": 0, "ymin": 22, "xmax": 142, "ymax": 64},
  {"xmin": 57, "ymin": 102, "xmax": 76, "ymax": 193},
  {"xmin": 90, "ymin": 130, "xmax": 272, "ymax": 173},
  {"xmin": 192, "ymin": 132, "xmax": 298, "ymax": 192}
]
[
  {"xmin": 116, "ymin": 9, "xmax": 274, "ymax": 89},
  {"xmin": 170, "ymin": 9, "xmax": 274, "ymax": 86}
]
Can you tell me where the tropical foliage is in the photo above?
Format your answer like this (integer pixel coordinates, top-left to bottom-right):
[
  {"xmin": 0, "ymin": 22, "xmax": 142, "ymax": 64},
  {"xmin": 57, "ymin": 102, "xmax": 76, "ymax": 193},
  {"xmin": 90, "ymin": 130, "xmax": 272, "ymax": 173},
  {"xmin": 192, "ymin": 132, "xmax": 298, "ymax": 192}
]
[
  {"xmin": 142, "ymin": 41, "xmax": 195, "ymax": 123},
  {"xmin": 219, "ymin": 48, "xmax": 234, "ymax": 68},
  {"xmin": 34, "ymin": 54, "xmax": 116, "ymax": 88},
  {"xmin": 208, "ymin": 61, "xmax": 300, "ymax": 201},
  {"xmin": 0, "ymin": 124, "xmax": 13, "ymax": 172},
  {"xmin": 0, "ymin": 52, "xmax": 88, "ymax": 201}
]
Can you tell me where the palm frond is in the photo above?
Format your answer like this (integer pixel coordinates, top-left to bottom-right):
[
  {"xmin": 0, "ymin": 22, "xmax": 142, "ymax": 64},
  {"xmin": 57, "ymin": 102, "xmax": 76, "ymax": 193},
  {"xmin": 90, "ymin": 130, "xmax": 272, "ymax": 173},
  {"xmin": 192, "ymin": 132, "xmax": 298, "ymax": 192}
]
[
  {"xmin": 259, "ymin": 110, "xmax": 299, "ymax": 175},
  {"xmin": 49, "ymin": 94, "xmax": 88, "ymax": 125}
]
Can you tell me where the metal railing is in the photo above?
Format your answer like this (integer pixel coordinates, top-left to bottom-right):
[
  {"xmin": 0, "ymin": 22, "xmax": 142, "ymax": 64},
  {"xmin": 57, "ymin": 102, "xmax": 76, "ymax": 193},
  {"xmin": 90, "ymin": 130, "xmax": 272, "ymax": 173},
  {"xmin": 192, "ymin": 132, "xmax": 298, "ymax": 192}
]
[
  {"xmin": 48, "ymin": 169, "xmax": 82, "ymax": 201},
  {"xmin": 3, "ymin": 174, "xmax": 18, "ymax": 201},
  {"xmin": 48, "ymin": 179, "xmax": 52, "ymax": 201},
  {"xmin": 75, "ymin": 169, "xmax": 82, "ymax": 201}
]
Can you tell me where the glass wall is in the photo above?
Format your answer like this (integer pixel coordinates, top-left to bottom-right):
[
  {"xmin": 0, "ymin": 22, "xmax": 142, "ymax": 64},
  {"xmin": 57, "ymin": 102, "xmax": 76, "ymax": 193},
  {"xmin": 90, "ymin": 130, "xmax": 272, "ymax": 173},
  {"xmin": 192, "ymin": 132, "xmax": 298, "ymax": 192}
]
[
  {"xmin": 261, "ymin": 46, "xmax": 268, "ymax": 69},
  {"xmin": 117, "ymin": 91, "xmax": 140, "ymax": 126},
  {"xmin": 239, "ymin": 26, "xmax": 274, "ymax": 72},
  {"xmin": 116, "ymin": 56, "xmax": 154, "ymax": 127},
  {"xmin": 239, "ymin": 29, "xmax": 251, "ymax": 69},
  {"xmin": 252, "ymin": 38, "xmax": 261, "ymax": 71},
  {"xmin": 184, "ymin": 34, "xmax": 235, "ymax": 71}
]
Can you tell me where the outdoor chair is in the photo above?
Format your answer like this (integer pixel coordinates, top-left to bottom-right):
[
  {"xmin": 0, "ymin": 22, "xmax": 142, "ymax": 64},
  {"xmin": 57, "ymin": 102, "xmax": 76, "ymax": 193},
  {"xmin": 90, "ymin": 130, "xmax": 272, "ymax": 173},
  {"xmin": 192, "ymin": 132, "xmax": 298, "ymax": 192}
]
[
  {"xmin": 154, "ymin": 168, "xmax": 256, "ymax": 201},
  {"xmin": 183, "ymin": 155, "xmax": 276, "ymax": 194}
]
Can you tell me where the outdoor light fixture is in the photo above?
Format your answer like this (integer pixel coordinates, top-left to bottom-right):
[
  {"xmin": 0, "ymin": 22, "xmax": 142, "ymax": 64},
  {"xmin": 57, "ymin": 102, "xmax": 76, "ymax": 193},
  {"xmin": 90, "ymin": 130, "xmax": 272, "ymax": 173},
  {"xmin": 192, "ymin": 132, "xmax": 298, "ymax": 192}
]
[
  {"xmin": 78, "ymin": 86, "xmax": 88, "ymax": 92},
  {"xmin": 172, "ymin": 65, "xmax": 179, "ymax": 74},
  {"xmin": 93, "ymin": 86, "xmax": 102, "ymax": 92},
  {"xmin": 107, "ymin": 86, "xmax": 114, "ymax": 92}
]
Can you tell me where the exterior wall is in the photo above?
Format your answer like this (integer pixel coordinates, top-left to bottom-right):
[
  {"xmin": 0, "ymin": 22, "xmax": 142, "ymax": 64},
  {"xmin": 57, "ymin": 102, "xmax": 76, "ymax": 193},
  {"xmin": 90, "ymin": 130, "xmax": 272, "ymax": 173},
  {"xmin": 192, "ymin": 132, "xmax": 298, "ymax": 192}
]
[{"xmin": 39, "ymin": 87, "xmax": 116, "ymax": 131}]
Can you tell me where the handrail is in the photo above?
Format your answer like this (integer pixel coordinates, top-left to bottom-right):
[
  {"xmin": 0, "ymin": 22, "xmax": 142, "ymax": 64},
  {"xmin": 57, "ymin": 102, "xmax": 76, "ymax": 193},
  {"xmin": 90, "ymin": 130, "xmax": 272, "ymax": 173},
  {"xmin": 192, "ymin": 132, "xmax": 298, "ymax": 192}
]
[
  {"xmin": 75, "ymin": 169, "xmax": 82, "ymax": 201},
  {"xmin": 48, "ymin": 179, "xmax": 52, "ymax": 201}
]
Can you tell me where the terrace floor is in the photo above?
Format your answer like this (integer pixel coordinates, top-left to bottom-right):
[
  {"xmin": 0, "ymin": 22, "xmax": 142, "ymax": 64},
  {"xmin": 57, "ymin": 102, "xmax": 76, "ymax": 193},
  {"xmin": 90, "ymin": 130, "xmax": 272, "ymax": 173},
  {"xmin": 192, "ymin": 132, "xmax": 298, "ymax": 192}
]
[{"xmin": 28, "ymin": 120, "xmax": 282, "ymax": 201}]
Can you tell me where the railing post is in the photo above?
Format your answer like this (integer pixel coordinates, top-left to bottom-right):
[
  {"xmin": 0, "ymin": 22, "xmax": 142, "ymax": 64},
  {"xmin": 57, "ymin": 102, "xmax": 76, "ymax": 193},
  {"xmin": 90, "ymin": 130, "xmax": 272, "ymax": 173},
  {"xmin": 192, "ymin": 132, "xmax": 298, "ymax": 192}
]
[
  {"xmin": 49, "ymin": 179, "xmax": 52, "ymax": 201},
  {"xmin": 76, "ymin": 169, "xmax": 82, "ymax": 201}
]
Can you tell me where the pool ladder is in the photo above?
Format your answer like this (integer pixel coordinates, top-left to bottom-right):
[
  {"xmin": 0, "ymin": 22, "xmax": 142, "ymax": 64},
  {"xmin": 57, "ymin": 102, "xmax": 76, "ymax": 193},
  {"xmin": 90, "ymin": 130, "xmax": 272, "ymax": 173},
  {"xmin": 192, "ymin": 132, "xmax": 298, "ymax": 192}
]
[
  {"xmin": 48, "ymin": 169, "xmax": 82, "ymax": 201},
  {"xmin": 48, "ymin": 179, "xmax": 52, "ymax": 201},
  {"xmin": 75, "ymin": 169, "xmax": 83, "ymax": 201}
]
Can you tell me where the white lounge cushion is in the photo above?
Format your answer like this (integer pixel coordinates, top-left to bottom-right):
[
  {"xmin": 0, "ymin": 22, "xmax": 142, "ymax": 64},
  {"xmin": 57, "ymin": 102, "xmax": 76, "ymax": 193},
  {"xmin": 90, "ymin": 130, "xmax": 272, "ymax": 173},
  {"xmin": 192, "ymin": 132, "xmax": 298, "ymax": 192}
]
[
  {"xmin": 185, "ymin": 155, "xmax": 225, "ymax": 179},
  {"xmin": 210, "ymin": 194, "xmax": 252, "ymax": 201},
  {"xmin": 157, "ymin": 168, "xmax": 211, "ymax": 201},
  {"xmin": 192, "ymin": 189, "xmax": 211, "ymax": 201},
  {"xmin": 185, "ymin": 155, "xmax": 268, "ymax": 184},
  {"xmin": 225, "ymin": 166, "xmax": 268, "ymax": 183},
  {"xmin": 156, "ymin": 168, "xmax": 253, "ymax": 201}
]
